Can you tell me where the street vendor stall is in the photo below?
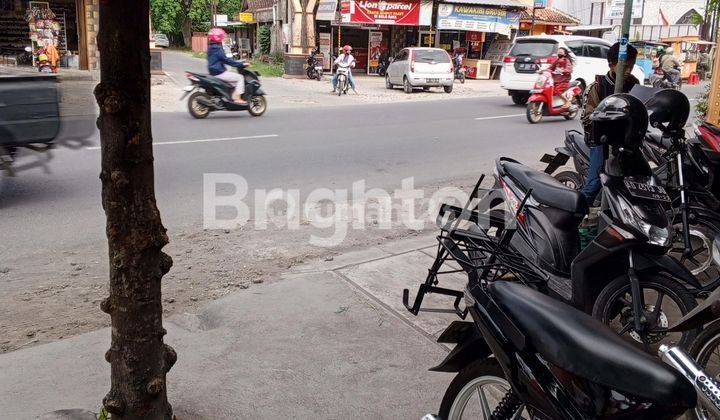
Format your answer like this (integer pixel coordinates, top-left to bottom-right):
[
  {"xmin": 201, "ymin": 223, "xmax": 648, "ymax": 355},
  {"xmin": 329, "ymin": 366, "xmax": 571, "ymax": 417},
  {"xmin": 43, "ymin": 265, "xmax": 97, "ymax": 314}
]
[
  {"xmin": 660, "ymin": 35, "xmax": 707, "ymax": 79},
  {"xmin": 631, "ymin": 40, "xmax": 668, "ymax": 82}
]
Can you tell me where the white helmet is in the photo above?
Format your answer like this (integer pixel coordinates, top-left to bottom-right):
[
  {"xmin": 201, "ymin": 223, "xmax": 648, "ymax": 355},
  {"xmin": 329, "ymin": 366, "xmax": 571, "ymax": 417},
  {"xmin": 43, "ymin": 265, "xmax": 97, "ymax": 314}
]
[{"xmin": 665, "ymin": 47, "xmax": 674, "ymax": 55}]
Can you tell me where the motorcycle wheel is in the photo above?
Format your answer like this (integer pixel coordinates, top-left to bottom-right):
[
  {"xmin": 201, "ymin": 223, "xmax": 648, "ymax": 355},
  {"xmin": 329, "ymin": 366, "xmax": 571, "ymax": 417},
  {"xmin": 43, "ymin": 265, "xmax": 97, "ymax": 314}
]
[
  {"xmin": 460, "ymin": 73, "xmax": 466, "ymax": 84},
  {"xmin": 687, "ymin": 320, "xmax": 720, "ymax": 420},
  {"xmin": 669, "ymin": 218, "xmax": 720, "ymax": 288},
  {"xmin": 247, "ymin": 95, "xmax": 267, "ymax": 117},
  {"xmin": 317, "ymin": 72, "xmax": 323, "ymax": 82},
  {"xmin": 187, "ymin": 91, "xmax": 211, "ymax": 119},
  {"xmin": 554, "ymin": 170, "xmax": 583, "ymax": 190},
  {"xmin": 526, "ymin": 102, "xmax": 543, "ymax": 124},
  {"xmin": 592, "ymin": 273, "xmax": 698, "ymax": 354},
  {"xmin": 439, "ymin": 359, "xmax": 528, "ymax": 420}
]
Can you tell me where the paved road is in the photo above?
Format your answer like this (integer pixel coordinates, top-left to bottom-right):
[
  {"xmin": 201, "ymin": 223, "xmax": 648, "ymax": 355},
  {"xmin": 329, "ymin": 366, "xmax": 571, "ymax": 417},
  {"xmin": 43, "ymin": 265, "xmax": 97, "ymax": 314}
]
[{"xmin": 1, "ymin": 94, "xmax": 579, "ymax": 258}]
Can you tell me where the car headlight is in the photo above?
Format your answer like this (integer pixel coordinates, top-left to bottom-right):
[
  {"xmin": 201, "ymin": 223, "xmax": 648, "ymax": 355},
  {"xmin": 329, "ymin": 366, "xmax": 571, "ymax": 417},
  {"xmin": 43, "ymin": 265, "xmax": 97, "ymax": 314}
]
[{"xmin": 616, "ymin": 196, "xmax": 671, "ymax": 246}]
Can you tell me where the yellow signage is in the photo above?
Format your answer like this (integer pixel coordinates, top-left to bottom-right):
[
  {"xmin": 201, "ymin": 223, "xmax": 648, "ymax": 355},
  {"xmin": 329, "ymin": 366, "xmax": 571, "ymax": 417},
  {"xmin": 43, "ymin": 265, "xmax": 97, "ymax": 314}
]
[{"xmin": 238, "ymin": 12, "xmax": 255, "ymax": 23}]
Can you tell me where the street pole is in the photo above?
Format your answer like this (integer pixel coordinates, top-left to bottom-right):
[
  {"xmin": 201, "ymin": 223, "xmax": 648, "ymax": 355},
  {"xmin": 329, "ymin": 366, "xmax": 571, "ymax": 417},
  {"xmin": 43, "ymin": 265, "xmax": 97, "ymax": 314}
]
[
  {"xmin": 614, "ymin": 0, "xmax": 634, "ymax": 94},
  {"xmin": 530, "ymin": 6, "xmax": 536, "ymax": 35}
]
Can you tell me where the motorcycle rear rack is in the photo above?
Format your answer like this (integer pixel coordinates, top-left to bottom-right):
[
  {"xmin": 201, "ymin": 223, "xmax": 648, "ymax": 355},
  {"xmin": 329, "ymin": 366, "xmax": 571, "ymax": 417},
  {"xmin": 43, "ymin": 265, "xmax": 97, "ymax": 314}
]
[{"xmin": 403, "ymin": 175, "xmax": 546, "ymax": 318}]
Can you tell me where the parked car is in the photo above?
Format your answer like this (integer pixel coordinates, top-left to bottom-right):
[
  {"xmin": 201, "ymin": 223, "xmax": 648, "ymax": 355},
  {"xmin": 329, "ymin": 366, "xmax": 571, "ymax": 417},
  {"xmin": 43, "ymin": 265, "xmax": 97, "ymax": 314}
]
[
  {"xmin": 385, "ymin": 47, "xmax": 454, "ymax": 94},
  {"xmin": 153, "ymin": 33, "xmax": 169, "ymax": 48},
  {"xmin": 499, "ymin": 35, "xmax": 645, "ymax": 105}
]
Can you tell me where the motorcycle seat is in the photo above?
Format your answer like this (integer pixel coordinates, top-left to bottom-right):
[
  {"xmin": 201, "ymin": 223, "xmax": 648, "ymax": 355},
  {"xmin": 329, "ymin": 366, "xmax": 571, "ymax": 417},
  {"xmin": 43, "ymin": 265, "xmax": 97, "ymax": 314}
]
[
  {"xmin": 566, "ymin": 130, "xmax": 590, "ymax": 159},
  {"xmin": 646, "ymin": 132, "xmax": 673, "ymax": 150},
  {"xmin": 500, "ymin": 160, "xmax": 588, "ymax": 214},
  {"xmin": 488, "ymin": 281, "xmax": 697, "ymax": 408}
]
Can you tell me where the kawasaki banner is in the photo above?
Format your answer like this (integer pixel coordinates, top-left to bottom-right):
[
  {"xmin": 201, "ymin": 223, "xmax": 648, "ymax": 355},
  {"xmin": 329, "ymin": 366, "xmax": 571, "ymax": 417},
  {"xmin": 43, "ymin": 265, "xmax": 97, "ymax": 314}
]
[{"xmin": 436, "ymin": 4, "xmax": 520, "ymax": 36}]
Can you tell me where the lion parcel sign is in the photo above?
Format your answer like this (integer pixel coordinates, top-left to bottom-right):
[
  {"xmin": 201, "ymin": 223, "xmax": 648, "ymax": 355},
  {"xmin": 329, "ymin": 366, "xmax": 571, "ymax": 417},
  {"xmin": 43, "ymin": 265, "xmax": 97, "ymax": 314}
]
[
  {"xmin": 436, "ymin": 4, "xmax": 520, "ymax": 36},
  {"xmin": 341, "ymin": 0, "xmax": 426, "ymax": 25}
]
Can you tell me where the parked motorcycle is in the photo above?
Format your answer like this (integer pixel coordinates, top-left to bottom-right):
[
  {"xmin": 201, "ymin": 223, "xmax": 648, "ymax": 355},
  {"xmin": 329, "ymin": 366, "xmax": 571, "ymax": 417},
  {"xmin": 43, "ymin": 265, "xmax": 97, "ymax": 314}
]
[
  {"xmin": 526, "ymin": 70, "xmax": 582, "ymax": 123},
  {"xmin": 37, "ymin": 53, "xmax": 52, "ymax": 73},
  {"xmin": 306, "ymin": 49, "xmax": 323, "ymax": 81},
  {"xmin": 651, "ymin": 66, "xmax": 682, "ymax": 90},
  {"xmin": 543, "ymin": 89, "xmax": 720, "ymax": 287},
  {"xmin": 182, "ymin": 66, "xmax": 267, "ymax": 119},
  {"xmin": 377, "ymin": 55, "xmax": 390, "ymax": 77}
]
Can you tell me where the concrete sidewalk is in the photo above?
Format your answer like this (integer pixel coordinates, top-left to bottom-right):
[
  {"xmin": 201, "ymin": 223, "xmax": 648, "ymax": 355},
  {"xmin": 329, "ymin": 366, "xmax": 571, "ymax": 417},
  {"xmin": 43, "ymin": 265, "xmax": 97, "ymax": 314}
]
[{"xmin": 0, "ymin": 234, "xmax": 467, "ymax": 419}]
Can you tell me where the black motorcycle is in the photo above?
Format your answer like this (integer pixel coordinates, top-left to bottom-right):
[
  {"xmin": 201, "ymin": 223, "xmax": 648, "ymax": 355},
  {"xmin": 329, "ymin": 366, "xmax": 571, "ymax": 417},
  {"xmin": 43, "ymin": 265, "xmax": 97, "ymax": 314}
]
[
  {"xmin": 544, "ymin": 89, "xmax": 720, "ymax": 287},
  {"xmin": 377, "ymin": 55, "xmax": 390, "ymax": 77},
  {"xmin": 650, "ymin": 66, "xmax": 682, "ymax": 90},
  {"xmin": 182, "ymin": 67, "xmax": 267, "ymax": 119},
  {"xmin": 306, "ymin": 50, "xmax": 323, "ymax": 81},
  {"xmin": 453, "ymin": 55, "xmax": 466, "ymax": 84}
]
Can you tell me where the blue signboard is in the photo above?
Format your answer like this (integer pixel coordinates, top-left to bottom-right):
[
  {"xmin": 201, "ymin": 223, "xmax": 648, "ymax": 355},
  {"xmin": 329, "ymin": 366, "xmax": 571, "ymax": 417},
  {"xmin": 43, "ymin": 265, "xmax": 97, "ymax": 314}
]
[
  {"xmin": 436, "ymin": 4, "xmax": 520, "ymax": 36},
  {"xmin": 534, "ymin": 0, "xmax": 547, "ymax": 8}
]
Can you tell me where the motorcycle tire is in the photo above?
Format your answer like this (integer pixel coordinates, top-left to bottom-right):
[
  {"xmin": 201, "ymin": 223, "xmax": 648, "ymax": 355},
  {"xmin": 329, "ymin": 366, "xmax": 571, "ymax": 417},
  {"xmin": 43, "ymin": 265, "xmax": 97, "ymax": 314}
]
[
  {"xmin": 687, "ymin": 320, "xmax": 720, "ymax": 420},
  {"xmin": 316, "ymin": 72, "xmax": 323, "ymax": 82},
  {"xmin": 460, "ymin": 74, "xmax": 466, "ymax": 84},
  {"xmin": 439, "ymin": 358, "xmax": 526, "ymax": 420},
  {"xmin": 526, "ymin": 102, "xmax": 543, "ymax": 124},
  {"xmin": 247, "ymin": 95, "xmax": 267, "ymax": 117},
  {"xmin": 554, "ymin": 170, "xmax": 583, "ymax": 190},
  {"xmin": 592, "ymin": 273, "xmax": 698, "ymax": 353},
  {"xmin": 187, "ymin": 91, "xmax": 211, "ymax": 119}
]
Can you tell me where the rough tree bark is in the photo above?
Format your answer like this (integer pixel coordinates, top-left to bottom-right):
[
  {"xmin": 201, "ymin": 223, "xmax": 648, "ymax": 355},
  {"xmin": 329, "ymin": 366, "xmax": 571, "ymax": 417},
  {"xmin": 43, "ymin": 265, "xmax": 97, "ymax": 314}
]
[
  {"xmin": 181, "ymin": 0, "xmax": 193, "ymax": 47},
  {"xmin": 95, "ymin": 1, "xmax": 175, "ymax": 418}
]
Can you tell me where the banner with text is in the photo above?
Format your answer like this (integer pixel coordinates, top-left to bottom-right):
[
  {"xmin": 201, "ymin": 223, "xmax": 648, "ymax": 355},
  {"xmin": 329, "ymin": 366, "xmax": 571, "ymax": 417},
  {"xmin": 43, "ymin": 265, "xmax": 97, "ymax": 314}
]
[
  {"xmin": 341, "ymin": 0, "xmax": 432, "ymax": 26},
  {"xmin": 436, "ymin": 4, "xmax": 520, "ymax": 36}
]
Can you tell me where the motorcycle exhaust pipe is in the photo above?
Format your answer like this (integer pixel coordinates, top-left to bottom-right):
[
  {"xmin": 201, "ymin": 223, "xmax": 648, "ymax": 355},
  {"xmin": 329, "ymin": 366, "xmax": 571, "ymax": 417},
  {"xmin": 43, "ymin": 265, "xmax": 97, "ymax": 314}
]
[{"xmin": 659, "ymin": 345, "xmax": 720, "ymax": 417}]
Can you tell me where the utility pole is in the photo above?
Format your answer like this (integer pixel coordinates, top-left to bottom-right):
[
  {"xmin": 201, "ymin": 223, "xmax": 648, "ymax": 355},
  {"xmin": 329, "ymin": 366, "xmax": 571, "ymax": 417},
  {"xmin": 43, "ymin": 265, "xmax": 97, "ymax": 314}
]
[
  {"xmin": 530, "ymin": 6, "xmax": 536, "ymax": 35},
  {"xmin": 614, "ymin": 0, "xmax": 633, "ymax": 94}
]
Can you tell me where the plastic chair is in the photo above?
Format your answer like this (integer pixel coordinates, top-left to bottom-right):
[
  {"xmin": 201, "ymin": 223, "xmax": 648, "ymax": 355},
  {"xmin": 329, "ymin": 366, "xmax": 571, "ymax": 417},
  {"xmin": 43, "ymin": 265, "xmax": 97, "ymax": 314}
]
[{"xmin": 688, "ymin": 72, "xmax": 700, "ymax": 85}]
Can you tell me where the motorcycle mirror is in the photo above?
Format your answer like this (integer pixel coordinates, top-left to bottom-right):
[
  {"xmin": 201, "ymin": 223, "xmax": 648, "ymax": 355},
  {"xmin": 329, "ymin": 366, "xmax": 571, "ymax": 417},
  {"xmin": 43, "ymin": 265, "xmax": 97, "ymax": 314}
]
[{"xmin": 24, "ymin": 46, "xmax": 32, "ymax": 52}]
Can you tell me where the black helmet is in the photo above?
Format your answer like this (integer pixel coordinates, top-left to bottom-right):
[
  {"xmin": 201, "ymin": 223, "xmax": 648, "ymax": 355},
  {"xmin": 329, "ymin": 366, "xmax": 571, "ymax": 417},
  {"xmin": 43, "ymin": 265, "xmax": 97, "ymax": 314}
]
[
  {"xmin": 590, "ymin": 93, "xmax": 648, "ymax": 149},
  {"xmin": 645, "ymin": 88, "xmax": 690, "ymax": 133}
]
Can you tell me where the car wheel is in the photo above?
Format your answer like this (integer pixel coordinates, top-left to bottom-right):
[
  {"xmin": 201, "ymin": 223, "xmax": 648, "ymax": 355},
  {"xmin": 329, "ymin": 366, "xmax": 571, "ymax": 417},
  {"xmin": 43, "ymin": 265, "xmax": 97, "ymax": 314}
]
[
  {"xmin": 444, "ymin": 84, "xmax": 453, "ymax": 94},
  {"xmin": 403, "ymin": 77, "xmax": 413, "ymax": 94},
  {"xmin": 511, "ymin": 93, "xmax": 528, "ymax": 105},
  {"xmin": 385, "ymin": 74, "xmax": 393, "ymax": 89},
  {"xmin": 422, "ymin": 87, "xmax": 430, "ymax": 91}
]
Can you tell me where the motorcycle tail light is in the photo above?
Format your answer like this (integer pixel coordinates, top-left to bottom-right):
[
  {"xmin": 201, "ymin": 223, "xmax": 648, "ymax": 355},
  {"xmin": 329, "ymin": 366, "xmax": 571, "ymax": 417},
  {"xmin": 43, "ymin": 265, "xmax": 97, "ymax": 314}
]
[{"xmin": 185, "ymin": 72, "xmax": 199, "ymax": 82}]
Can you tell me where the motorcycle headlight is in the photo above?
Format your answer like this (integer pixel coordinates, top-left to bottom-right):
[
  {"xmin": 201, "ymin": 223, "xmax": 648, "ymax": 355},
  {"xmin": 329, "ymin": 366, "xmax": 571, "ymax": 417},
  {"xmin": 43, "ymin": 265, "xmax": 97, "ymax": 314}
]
[{"xmin": 616, "ymin": 196, "xmax": 671, "ymax": 246}]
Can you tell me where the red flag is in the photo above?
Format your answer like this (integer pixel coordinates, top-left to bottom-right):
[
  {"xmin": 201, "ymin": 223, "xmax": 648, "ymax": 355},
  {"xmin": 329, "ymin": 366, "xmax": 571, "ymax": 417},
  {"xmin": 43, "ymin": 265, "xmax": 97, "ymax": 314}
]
[{"xmin": 659, "ymin": 7, "xmax": 669, "ymax": 25}]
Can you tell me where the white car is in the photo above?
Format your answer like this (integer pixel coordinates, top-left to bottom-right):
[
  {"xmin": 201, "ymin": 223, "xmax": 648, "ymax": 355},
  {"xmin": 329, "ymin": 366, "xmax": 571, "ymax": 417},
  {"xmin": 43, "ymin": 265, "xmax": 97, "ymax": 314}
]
[
  {"xmin": 499, "ymin": 35, "xmax": 645, "ymax": 105},
  {"xmin": 385, "ymin": 47, "xmax": 454, "ymax": 94},
  {"xmin": 153, "ymin": 33, "xmax": 170, "ymax": 48}
]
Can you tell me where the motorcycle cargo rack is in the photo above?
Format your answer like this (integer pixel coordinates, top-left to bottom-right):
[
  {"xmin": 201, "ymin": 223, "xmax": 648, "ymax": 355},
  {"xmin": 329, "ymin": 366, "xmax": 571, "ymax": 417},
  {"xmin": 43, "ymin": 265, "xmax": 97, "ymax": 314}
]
[{"xmin": 403, "ymin": 175, "xmax": 547, "ymax": 318}]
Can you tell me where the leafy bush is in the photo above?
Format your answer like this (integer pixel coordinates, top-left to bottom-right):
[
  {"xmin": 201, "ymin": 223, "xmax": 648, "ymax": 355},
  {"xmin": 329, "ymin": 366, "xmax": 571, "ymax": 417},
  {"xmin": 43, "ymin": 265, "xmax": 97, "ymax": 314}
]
[
  {"xmin": 269, "ymin": 50, "xmax": 285, "ymax": 64},
  {"xmin": 258, "ymin": 25, "xmax": 271, "ymax": 55},
  {"xmin": 696, "ymin": 84, "xmax": 711, "ymax": 124}
]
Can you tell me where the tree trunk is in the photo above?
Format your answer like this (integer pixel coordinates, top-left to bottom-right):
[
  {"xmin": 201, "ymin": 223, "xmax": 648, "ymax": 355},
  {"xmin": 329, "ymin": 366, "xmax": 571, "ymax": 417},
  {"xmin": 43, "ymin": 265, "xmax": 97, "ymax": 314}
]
[
  {"xmin": 95, "ymin": 1, "xmax": 175, "ymax": 419},
  {"xmin": 182, "ymin": 19, "xmax": 192, "ymax": 47}
]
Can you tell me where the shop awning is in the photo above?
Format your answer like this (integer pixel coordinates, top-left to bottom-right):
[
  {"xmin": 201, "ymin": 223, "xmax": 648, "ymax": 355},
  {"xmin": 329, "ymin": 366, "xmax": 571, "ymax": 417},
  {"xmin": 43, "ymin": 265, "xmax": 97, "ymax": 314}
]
[
  {"xmin": 317, "ymin": 0, "xmax": 339, "ymax": 21},
  {"xmin": 440, "ymin": 0, "xmax": 524, "ymax": 7}
]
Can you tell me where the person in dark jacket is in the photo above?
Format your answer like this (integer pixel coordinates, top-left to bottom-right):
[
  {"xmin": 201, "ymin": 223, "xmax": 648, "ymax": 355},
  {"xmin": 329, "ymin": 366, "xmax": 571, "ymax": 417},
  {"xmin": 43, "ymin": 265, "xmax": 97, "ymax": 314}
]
[
  {"xmin": 580, "ymin": 42, "xmax": 639, "ymax": 206},
  {"xmin": 207, "ymin": 28, "xmax": 247, "ymax": 104}
]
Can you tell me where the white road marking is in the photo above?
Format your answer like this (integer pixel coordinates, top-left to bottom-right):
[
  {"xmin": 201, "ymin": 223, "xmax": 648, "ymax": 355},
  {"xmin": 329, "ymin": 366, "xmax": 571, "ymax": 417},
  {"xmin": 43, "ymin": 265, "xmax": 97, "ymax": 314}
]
[
  {"xmin": 85, "ymin": 134, "xmax": 279, "ymax": 150},
  {"xmin": 474, "ymin": 114, "xmax": 525, "ymax": 121}
]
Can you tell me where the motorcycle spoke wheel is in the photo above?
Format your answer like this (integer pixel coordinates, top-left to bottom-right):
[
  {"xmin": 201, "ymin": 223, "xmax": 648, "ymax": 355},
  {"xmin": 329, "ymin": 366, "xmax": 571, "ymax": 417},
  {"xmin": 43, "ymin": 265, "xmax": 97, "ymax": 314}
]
[
  {"xmin": 247, "ymin": 96, "xmax": 267, "ymax": 117},
  {"xmin": 525, "ymin": 102, "xmax": 542, "ymax": 124},
  {"xmin": 187, "ymin": 92, "xmax": 210, "ymax": 119}
]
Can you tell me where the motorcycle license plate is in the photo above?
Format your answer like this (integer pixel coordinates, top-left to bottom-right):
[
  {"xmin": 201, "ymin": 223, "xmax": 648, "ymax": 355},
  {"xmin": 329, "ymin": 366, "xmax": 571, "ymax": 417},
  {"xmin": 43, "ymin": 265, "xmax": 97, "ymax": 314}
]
[
  {"xmin": 315, "ymin": 66, "xmax": 323, "ymax": 70},
  {"xmin": 519, "ymin": 64, "xmax": 533, "ymax": 70},
  {"xmin": 623, "ymin": 180, "xmax": 671, "ymax": 202},
  {"xmin": 183, "ymin": 85, "xmax": 194, "ymax": 91},
  {"xmin": 426, "ymin": 78, "xmax": 439, "ymax": 83}
]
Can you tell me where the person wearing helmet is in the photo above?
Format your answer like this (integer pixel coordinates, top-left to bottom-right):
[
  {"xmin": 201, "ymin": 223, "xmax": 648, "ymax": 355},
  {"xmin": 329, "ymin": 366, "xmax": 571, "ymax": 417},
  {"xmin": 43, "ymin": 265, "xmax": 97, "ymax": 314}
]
[
  {"xmin": 207, "ymin": 27, "xmax": 248, "ymax": 104},
  {"xmin": 660, "ymin": 47, "xmax": 682, "ymax": 85},
  {"xmin": 332, "ymin": 45, "xmax": 358, "ymax": 94},
  {"xmin": 579, "ymin": 42, "xmax": 640, "ymax": 206}
]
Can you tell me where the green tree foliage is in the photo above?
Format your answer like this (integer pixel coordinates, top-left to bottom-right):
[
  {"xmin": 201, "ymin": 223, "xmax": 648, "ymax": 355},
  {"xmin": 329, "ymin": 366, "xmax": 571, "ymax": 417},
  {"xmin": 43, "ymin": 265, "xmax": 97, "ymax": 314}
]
[
  {"xmin": 150, "ymin": 0, "xmax": 244, "ymax": 43},
  {"xmin": 151, "ymin": 0, "xmax": 183, "ymax": 36},
  {"xmin": 258, "ymin": 25, "xmax": 271, "ymax": 55}
]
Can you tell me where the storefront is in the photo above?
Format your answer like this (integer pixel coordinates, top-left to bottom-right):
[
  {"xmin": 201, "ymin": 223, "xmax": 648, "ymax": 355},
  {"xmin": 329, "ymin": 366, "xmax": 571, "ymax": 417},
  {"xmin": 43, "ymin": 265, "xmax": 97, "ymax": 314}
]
[
  {"xmin": 0, "ymin": 0, "xmax": 99, "ymax": 70},
  {"xmin": 517, "ymin": 7, "xmax": 579, "ymax": 36},
  {"xmin": 435, "ymin": 1, "xmax": 521, "ymax": 78},
  {"xmin": 316, "ymin": 0, "xmax": 433, "ymax": 74}
]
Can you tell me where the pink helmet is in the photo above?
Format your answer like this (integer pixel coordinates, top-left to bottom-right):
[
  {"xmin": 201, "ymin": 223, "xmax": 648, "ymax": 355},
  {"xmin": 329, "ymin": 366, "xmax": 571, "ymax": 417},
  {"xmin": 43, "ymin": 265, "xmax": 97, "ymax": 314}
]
[{"xmin": 208, "ymin": 28, "xmax": 226, "ymax": 44}]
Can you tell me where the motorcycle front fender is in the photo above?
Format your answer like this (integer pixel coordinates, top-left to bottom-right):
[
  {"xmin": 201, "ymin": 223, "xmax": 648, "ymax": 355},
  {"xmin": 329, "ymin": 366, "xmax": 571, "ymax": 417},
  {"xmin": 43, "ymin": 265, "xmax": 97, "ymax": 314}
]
[
  {"xmin": 528, "ymin": 93, "xmax": 546, "ymax": 103},
  {"xmin": 254, "ymin": 88, "xmax": 266, "ymax": 96},
  {"xmin": 634, "ymin": 252, "xmax": 702, "ymax": 290},
  {"xmin": 429, "ymin": 321, "xmax": 491, "ymax": 373}
]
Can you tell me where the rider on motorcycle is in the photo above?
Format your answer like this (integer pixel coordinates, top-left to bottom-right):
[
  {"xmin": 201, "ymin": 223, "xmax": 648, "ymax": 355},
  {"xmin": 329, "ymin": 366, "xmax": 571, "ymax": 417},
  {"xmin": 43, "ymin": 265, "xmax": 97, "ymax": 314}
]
[
  {"xmin": 547, "ymin": 47, "xmax": 575, "ymax": 110},
  {"xmin": 207, "ymin": 28, "xmax": 247, "ymax": 104},
  {"xmin": 660, "ymin": 47, "xmax": 682, "ymax": 85},
  {"xmin": 580, "ymin": 42, "xmax": 639, "ymax": 206},
  {"xmin": 332, "ymin": 45, "xmax": 358, "ymax": 94}
]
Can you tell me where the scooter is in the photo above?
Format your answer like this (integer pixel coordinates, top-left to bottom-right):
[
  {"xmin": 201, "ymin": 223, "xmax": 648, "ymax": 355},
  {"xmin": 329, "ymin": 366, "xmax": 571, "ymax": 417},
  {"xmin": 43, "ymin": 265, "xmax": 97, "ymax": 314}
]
[
  {"xmin": 306, "ymin": 50, "xmax": 323, "ymax": 81},
  {"xmin": 650, "ymin": 66, "xmax": 682, "ymax": 90},
  {"xmin": 377, "ymin": 55, "xmax": 390, "ymax": 77},
  {"xmin": 335, "ymin": 62, "xmax": 351, "ymax": 96},
  {"xmin": 452, "ymin": 55, "xmax": 466, "ymax": 84},
  {"xmin": 526, "ymin": 70, "xmax": 582, "ymax": 124},
  {"xmin": 182, "ymin": 66, "xmax": 267, "ymax": 119}
]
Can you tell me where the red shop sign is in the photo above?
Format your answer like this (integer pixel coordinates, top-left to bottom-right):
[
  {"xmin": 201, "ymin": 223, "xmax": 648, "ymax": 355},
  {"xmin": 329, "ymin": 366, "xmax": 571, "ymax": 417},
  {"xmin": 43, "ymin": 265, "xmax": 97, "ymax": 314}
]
[{"xmin": 343, "ymin": 0, "xmax": 421, "ymax": 26}]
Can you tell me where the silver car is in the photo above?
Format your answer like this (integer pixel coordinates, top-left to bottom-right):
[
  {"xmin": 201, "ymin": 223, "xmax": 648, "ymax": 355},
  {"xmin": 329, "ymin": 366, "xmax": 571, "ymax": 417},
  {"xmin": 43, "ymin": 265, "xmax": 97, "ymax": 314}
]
[
  {"xmin": 385, "ymin": 47, "xmax": 454, "ymax": 94},
  {"xmin": 154, "ymin": 33, "xmax": 169, "ymax": 48}
]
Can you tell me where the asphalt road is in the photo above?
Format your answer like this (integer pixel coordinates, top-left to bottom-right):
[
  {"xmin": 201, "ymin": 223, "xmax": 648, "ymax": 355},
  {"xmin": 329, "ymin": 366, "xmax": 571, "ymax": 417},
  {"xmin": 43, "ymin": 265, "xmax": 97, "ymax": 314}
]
[{"xmin": 1, "ymin": 94, "xmax": 581, "ymax": 257}]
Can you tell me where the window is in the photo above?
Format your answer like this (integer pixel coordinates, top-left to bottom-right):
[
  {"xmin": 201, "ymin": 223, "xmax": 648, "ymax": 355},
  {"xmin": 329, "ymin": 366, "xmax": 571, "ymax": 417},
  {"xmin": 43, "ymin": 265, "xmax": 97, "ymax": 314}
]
[
  {"xmin": 565, "ymin": 41, "xmax": 583, "ymax": 57},
  {"xmin": 509, "ymin": 40, "xmax": 557, "ymax": 57},
  {"xmin": 414, "ymin": 49, "xmax": 451, "ymax": 63},
  {"xmin": 583, "ymin": 43, "xmax": 608, "ymax": 59},
  {"xmin": 396, "ymin": 50, "xmax": 408, "ymax": 61}
]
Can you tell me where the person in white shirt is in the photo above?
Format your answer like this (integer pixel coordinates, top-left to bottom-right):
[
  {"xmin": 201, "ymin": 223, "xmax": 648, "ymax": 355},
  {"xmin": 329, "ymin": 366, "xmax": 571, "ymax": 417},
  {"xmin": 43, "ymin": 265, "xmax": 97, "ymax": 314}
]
[{"xmin": 332, "ymin": 45, "xmax": 358, "ymax": 94}]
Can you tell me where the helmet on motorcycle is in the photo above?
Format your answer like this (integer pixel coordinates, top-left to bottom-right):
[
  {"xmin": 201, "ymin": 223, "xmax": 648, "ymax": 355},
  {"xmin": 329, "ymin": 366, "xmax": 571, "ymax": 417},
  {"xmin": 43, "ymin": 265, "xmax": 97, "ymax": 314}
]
[
  {"xmin": 645, "ymin": 89, "xmax": 690, "ymax": 133},
  {"xmin": 208, "ymin": 28, "xmax": 226, "ymax": 44},
  {"xmin": 665, "ymin": 47, "xmax": 674, "ymax": 55},
  {"xmin": 38, "ymin": 53, "xmax": 48, "ymax": 62},
  {"xmin": 343, "ymin": 45, "xmax": 352, "ymax": 53},
  {"xmin": 590, "ymin": 93, "xmax": 648, "ymax": 149}
]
